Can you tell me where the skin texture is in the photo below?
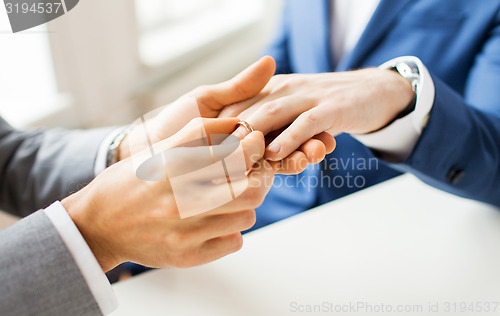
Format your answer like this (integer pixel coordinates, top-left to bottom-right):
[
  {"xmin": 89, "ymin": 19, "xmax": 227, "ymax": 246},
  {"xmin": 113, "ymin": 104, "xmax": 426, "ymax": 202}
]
[
  {"xmin": 219, "ymin": 66, "xmax": 415, "ymax": 162},
  {"xmin": 63, "ymin": 118, "xmax": 274, "ymax": 272}
]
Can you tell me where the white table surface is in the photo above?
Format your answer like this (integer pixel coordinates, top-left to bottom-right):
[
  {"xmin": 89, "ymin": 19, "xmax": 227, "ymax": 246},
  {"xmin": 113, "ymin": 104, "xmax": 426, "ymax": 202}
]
[{"xmin": 110, "ymin": 175, "xmax": 500, "ymax": 316}]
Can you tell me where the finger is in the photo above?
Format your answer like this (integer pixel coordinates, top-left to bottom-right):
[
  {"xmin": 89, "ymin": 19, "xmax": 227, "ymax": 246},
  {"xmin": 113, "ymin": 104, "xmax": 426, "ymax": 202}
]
[
  {"xmin": 240, "ymin": 96, "xmax": 317, "ymax": 138},
  {"xmin": 247, "ymin": 159, "xmax": 275, "ymax": 197},
  {"xmin": 161, "ymin": 117, "xmax": 240, "ymax": 149},
  {"xmin": 161, "ymin": 132, "xmax": 263, "ymax": 186},
  {"xmin": 200, "ymin": 117, "xmax": 241, "ymax": 137},
  {"xmin": 218, "ymin": 92, "xmax": 269, "ymax": 118},
  {"xmin": 314, "ymin": 132, "xmax": 336, "ymax": 154},
  {"xmin": 185, "ymin": 210, "xmax": 256, "ymax": 242},
  {"xmin": 240, "ymin": 131, "xmax": 265, "ymax": 169},
  {"xmin": 196, "ymin": 56, "xmax": 276, "ymax": 113},
  {"xmin": 232, "ymin": 120, "xmax": 287, "ymax": 144},
  {"xmin": 194, "ymin": 233, "xmax": 245, "ymax": 266},
  {"xmin": 163, "ymin": 142, "xmax": 249, "ymax": 180},
  {"xmin": 275, "ymin": 151, "xmax": 308, "ymax": 175},
  {"xmin": 264, "ymin": 127, "xmax": 287, "ymax": 145},
  {"xmin": 299, "ymin": 139, "xmax": 326, "ymax": 165},
  {"xmin": 271, "ymin": 134, "xmax": 334, "ymax": 175},
  {"xmin": 266, "ymin": 109, "xmax": 326, "ymax": 161},
  {"xmin": 206, "ymin": 130, "xmax": 264, "ymax": 176},
  {"xmin": 209, "ymin": 159, "xmax": 275, "ymax": 214},
  {"xmin": 267, "ymin": 160, "xmax": 283, "ymax": 173},
  {"xmin": 155, "ymin": 118, "xmax": 242, "ymax": 176},
  {"xmin": 267, "ymin": 133, "xmax": 334, "ymax": 172},
  {"xmin": 163, "ymin": 148, "xmax": 269, "ymax": 219}
]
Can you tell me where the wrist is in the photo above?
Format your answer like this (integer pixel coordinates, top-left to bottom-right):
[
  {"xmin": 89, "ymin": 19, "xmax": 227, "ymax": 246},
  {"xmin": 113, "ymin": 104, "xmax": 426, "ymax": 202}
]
[
  {"xmin": 106, "ymin": 128, "xmax": 130, "ymax": 164},
  {"xmin": 116, "ymin": 136, "xmax": 130, "ymax": 162},
  {"xmin": 365, "ymin": 70, "xmax": 416, "ymax": 134},
  {"xmin": 385, "ymin": 69, "xmax": 416, "ymax": 115},
  {"xmin": 62, "ymin": 191, "xmax": 121, "ymax": 272},
  {"xmin": 367, "ymin": 58, "xmax": 422, "ymax": 134}
]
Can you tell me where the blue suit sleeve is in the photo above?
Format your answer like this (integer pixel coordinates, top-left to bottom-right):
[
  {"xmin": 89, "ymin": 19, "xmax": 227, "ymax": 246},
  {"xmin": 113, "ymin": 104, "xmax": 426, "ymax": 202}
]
[
  {"xmin": 392, "ymin": 9, "xmax": 500, "ymax": 207},
  {"xmin": 395, "ymin": 76, "xmax": 500, "ymax": 206}
]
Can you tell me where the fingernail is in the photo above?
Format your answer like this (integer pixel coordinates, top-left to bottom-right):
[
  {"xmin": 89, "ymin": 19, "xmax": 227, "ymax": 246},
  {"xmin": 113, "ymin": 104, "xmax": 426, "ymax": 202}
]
[{"xmin": 267, "ymin": 142, "xmax": 281, "ymax": 154}]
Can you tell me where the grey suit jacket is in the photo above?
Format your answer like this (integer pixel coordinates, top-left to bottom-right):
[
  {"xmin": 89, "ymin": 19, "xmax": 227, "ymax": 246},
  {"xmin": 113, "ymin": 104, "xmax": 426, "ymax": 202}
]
[{"xmin": 0, "ymin": 117, "xmax": 114, "ymax": 315}]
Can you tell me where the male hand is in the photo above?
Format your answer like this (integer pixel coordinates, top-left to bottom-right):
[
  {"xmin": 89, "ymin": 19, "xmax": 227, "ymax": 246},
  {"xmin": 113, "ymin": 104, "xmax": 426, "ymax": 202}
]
[
  {"xmin": 220, "ymin": 68, "xmax": 415, "ymax": 162},
  {"xmin": 118, "ymin": 56, "xmax": 334, "ymax": 174},
  {"xmin": 62, "ymin": 118, "xmax": 274, "ymax": 272}
]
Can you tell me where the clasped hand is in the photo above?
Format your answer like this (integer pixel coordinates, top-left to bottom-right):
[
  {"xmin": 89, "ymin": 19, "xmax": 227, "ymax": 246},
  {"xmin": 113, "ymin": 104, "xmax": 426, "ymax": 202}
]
[{"xmin": 220, "ymin": 63, "xmax": 415, "ymax": 165}]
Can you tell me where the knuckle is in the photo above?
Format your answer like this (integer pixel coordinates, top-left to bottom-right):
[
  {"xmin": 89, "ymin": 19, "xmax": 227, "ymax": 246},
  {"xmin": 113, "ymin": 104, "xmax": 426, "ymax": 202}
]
[
  {"xmin": 184, "ymin": 117, "xmax": 206, "ymax": 138},
  {"xmin": 232, "ymin": 81, "xmax": 248, "ymax": 98},
  {"xmin": 248, "ymin": 184, "xmax": 268, "ymax": 208},
  {"xmin": 292, "ymin": 75, "xmax": 307, "ymax": 86},
  {"xmin": 192, "ymin": 85, "xmax": 209, "ymax": 96},
  {"xmin": 248, "ymin": 162, "xmax": 275, "ymax": 191},
  {"xmin": 269, "ymin": 75, "xmax": 289, "ymax": 92},
  {"xmin": 253, "ymin": 187, "xmax": 267, "ymax": 207},
  {"xmin": 288, "ymin": 130, "xmax": 302, "ymax": 143},
  {"xmin": 278, "ymin": 80, "xmax": 292, "ymax": 92},
  {"xmin": 244, "ymin": 152, "xmax": 257, "ymax": 167},
  {"xmin": 241, "ymin": 210, "xmax": 257, "ymax": 229},
  {"xmin": 222, "ymin": 105, "xmax": 239, "ymax": 118},
  {"xmin": 170, "ymin": 254, "xmax": 195, "ymax": 269},
  {"xmin": 270, "ymin": 74, "xmax": 282, "ymax": 85},
  {"xmin": 262, "ymin": 101, "xmax": 280, "ymax": 115},
  {"xmin": 150, "ymin": 205, "xmax": 169, "ymax": 220},
  {"xmin": 189, "ymin": 117, "xmax": 204, "ymax": 127},
  {"xmin": 301, "ymin": 111, "xmax": 318, "ymax": 125},
  {"xmin": 229, "ymin": 234, "xmax": 244, "ymax": 252},
  {"xmin": 241, "ymin": 186, "xmax": 261, "ymax": 208},
  {"xmin": 161, "ymin": 196, "xmax": 177, "ymax": 213},
  {"xmin": 164, "ymin": 230, "xmax": 186, "ymax": 250}
]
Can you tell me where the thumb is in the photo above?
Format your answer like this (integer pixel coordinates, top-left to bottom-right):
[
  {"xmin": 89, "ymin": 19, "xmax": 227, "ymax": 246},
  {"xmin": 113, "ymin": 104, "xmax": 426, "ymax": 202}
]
[{"xmin": 196, "ymin": 56, "xmax": 276, "ymax": 113}]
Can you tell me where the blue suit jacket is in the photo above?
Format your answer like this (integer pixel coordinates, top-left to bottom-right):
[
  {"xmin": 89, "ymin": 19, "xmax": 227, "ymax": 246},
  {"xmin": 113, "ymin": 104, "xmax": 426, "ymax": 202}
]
[{"xmin": 253, "ymin": 0, "xmax": 500, "ymax": 230}]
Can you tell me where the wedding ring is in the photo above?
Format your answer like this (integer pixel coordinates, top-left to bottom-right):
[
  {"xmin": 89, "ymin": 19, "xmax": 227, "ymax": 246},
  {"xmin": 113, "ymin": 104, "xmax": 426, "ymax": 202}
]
[{"xmin": 236, "ymin": 121, "xmax": 254, "ymax": 133}]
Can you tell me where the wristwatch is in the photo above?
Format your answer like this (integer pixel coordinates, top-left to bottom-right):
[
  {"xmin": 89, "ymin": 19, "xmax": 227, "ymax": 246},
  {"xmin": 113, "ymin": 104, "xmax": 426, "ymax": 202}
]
[
  {"xmin": 392, "ymin": 61, "xmax": 420, "ymax": 93},
  {"xmin": 106, "ymin": 128, "xmax": 130, "ymax": 167}
]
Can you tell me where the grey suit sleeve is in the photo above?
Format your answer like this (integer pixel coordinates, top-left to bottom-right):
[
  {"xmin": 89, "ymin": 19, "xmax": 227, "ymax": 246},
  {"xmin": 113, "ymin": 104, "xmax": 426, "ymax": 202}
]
[
  {"xmin": 0, "ymin": 117, "xmax": 115, "ymax": 217},
  {"xmin": 0, "ymin": 210, "xmax": 102, "ymax": 316}
]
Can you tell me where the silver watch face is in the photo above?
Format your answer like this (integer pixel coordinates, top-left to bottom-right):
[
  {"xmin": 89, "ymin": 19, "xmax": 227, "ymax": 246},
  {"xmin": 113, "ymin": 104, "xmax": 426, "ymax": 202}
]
[
  {"xmin": 395, "ymin": 62, "xmax": 420, "ymax": 92},
  {"xmin": 396, "ymin": 63, "xmax": 413, "ymax": 77}
]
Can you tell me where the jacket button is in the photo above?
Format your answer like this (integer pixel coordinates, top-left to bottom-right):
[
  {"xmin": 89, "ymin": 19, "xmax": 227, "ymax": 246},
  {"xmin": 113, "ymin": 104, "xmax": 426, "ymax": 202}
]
[{"xmin": 446, "ymin": 167, "xmax": 465, "ymax": 185}]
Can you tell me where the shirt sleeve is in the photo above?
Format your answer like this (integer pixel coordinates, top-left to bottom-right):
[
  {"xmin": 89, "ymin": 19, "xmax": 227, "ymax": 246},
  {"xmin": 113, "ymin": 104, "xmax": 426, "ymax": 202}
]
[
  {"xmin": 43, "ymin": 202, "xmax": 119, "ymax": 315},
  {"xmin": 353, "ymin": 56, "xmax": 435, "ymax": 162}
]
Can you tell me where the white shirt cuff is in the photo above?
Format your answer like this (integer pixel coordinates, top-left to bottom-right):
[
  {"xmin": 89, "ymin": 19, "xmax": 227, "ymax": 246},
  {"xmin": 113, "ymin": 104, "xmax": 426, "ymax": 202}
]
[
  {"xmin": 94, "ymin": 127, "xmax": 128, "ymax": 176},
  {"xmin": 44, "ymin": 202, "xmax": 118, "ymax": 315},
  {"xmin": 353, "ymin": 56, "xmax": 435, "ymax": 162}
]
